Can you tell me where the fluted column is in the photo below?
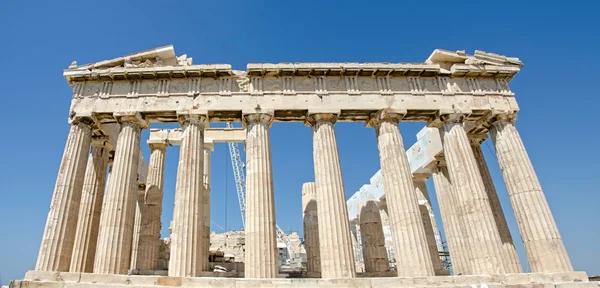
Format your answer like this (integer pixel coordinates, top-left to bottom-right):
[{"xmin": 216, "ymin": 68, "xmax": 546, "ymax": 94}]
[
  {"xmin": 94, "ymin": 112, "xmax": 147, "ymax": 274},
  {"xmin": 202, "ymin": 142, "xmax": 213, "ymax": 271},
  {"xmin": 367, "ymin": 110, "xmax": 434, "ymax": 277},
  {"xmin": 490, "ymin": 114, "xmax": 573, "ymax": 273},
  {"xmin": 70, "ymin": 137, "xmax": 111, "ymax": 272},
  {"xmin": 435, "ymin": 114, "xmax": 506, "ymax": 275},
  {"xmin": 469, "ymin": 136, "xmax": 522, "ymax": 273},
  {"xmin": 431, "ymin": 159, "xmax": 472, "ymax": 275},
  {"xmin": 377, "ymin": 201, "xmax": 395, "ymax": 265},
  {"xmin": 244, "ymin": 113, "xmax": 278, "ymax": 278},
  {"xmin": 359, "ymin": 200, "xmax": 390, "ymax": 273},
  {"xmin": 135, "ymin": 142, "xmax": 166, "ymax": 271},
  {"xmin": 412, "ymin": 174, "xmax": 443, "ymax": 275},
  {"xmin": 302, "ymin": 182, "xmax": 320, "ymax": 275},
  {"xmin": 306, "ymin": 113, "xmax": 356, "ymax": 279},
  {"xmin": 169, "ymin": 112, "xmax": 206, "ymax": 277},
  {"xmin": 130, "ymin": 187, "xmax": 145, "ymax": 270},
  {"xmin": 36, "ymin": 118, "xmax": 93, "ymax": 272}
]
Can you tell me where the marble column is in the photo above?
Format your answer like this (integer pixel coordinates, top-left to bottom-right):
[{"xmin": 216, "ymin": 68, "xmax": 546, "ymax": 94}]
[
  {"xmin": 469, "ymin": 136, "xmax": 522, "ymax": 273},
  {"xmin": 302, "ymin": 182, "xmax": 320, "ymax": 276},
  {"xmin": 490, "ymin": 114, "xmax": 573, "ymax": 273},
  {"xmin": 359, "ymin": 200, "xmax": 390, "ymax": 273},
  {"xmin": 377, "ymin": 201, "xmax": 395, "ymax": 266},
  {"xmin": 244, "ymin": 113, "xmax": 278, "ymax": 278},
  {"xmin": 435, "ymin": 114, "xmax": 506, "ymax": 275},
  {"xmin": 306, "ymin": 113, "xmax": 356, "ymax": 279},
  {"xmin": 412, "ymin": 174, "xmax": 444, "ymax": 275},
  {"xmin": 368, "ymin": 110, "xmax": 434, "ymax": 277},
  {"xmin": 130, "ymin": 187, "xmax": 145, "ymax": 270},
  {"xmin": 430, "ymin": 159, "xmax": 472, "ymax": 275},
  {"xmin": 202, "ymin": 142, "xmax": 213, "ymax": 271},
  {"xmin": 135, "ymin": 142, "xmax": 166, "ymax": 271},
  {"xmin": 94, "ymin": 112, "xmax": 147, "ymax": 274},
  {"xmin": 169, "ymin": 112, "xmax": 206, "ymax": 277},
  {"xmin": 36, "ymin": 118, "xmax": 93, "ymax": 272},
  {"xmin": 70, "ymin": 137, "xmax": 111, "ymax": 273}
]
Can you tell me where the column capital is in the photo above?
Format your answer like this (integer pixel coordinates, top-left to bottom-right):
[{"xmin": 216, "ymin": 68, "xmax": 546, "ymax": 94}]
[
  {"xmin": 412, "ymin": 173, "xmax": 430, "ymax": 182},
  {"xmin": 243, "ymin": 113, "xmax": 273, "ymax": 127},
  {"xmin": 114, "ymin": 112, "xmax": 149, "ymax": 129},
  {"xmin": 176, "ymin": 110, "xmax": 208, "ymax": 126},
  {"xmin": 147, "ymin": 140, "xmax": 168, "ymax": 150},
  {"xmin": 305, "ymin": 112, "xmax": 338, "ymax": 127},
  {"xmin": 91, "ymin": 136, "xmax": 113, "ymax": 150},
  {"xmin": 427, "ymin": 113, "xmax": 469, "ymax": 128},
  {"xmin": 366, "ymin": 109, "xmax": 406, "ymax": 128},
  {"xmin": 490, "ymin": 111, "xmax": 518, "ymax": 125},
  {"xmin": 468, "ymin": 133, "xmax": 488, "ymax": 146}
]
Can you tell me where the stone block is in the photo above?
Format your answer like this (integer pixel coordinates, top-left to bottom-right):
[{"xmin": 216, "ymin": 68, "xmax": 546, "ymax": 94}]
[
  {"xmin": 528, "ymin": 273, "xmax": 553, "ymax": 283},
  {"xmin": 504, "ymin": 273, "xmax": 531, "ymax": 284},
  {"xmin": 556, "ymin": 283, "xmax": 600, "ymax": 288},
  {"xmin": 156, "ymin": 276, "xmax": 182, "ymax": 286},
  {"xmin": 551, "ymin": 272, "xmax": 590, "ymax": 283}
]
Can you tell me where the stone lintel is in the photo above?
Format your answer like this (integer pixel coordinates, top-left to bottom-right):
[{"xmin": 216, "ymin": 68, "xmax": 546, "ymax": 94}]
[
  {"xmin": 412, "ymin": 173, "xmax": 431, "ymax": 181},
  {"xmin": 148, "ymin": 128, "xmax": 246, "ymax": 146}
]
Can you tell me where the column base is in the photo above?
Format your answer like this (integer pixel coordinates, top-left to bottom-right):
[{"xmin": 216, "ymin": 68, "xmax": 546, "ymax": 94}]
[{"xmin": 10, "ymin": 270, "xmax": 593, "ymax": 288}]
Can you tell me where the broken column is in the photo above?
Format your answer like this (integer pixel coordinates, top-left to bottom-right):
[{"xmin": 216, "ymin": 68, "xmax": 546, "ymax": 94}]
[
  {"xmin": 169, "ymin": 112, "xmax": 206, "ymax": 277},
  {"xmin": 70, "ymin": 137, "xmax": 111, "ymax": 273},
  {"xmin": 94, "ymin": 112, "xmax": 147, "ymax": 274},
  {"xmin": 434, "ymin": 114, "xmax": 507, "ymax": 275},
  {"xmin": 368, "ymin": 110, "xmax": 434, "ymax": 277},
  {"xmin": 244, "ymin": 113, "xmax": 278, "ymax": 278},
  {"xmin": 469, "ymin": 135, "xmax": 522, "ymax": 273},
  {"xmin": 412, "ymin": 174, "xmax": 444, "ymax": 275},
  {"xmin": 358, "ymin": 200, "xmax": 390, "ymax": 273},
  {"xmin": 36, "ymin": 117, "xmax": 93, "ymax": 272},
  {"xmin": 302, "ymin": 182, "xmax": 320, "ymax": 276},
  {"xmin": 490, "ymin": 114, "xmax": 573, "ymax": 273},
  {"xmin": 306, "ymin": 113, "xmax": 356, "ymax": 279},
  {"xmin": 135, "ymin": 141, "xmax": 167, "ymax": 271}
]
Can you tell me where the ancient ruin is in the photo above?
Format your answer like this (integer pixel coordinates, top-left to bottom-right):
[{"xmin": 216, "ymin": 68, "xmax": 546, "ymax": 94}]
[{"xmin": 9, "ymin": 45, "xmax": 595, "ymax": 287}]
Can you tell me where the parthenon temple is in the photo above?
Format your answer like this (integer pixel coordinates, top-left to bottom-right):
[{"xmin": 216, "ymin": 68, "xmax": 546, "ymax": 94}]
[{"xmin": 9, "ymin": 45, "xmax": 594, "ymax": 287}]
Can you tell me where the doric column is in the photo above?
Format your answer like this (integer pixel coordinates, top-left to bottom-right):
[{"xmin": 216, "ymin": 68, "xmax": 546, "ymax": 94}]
[
  {"xmin": 94, "ymin": 112, "xmax": 147, "ymax": 274},
  {"xmin": 70, "ymin": 137, "xmax": 111, "ymax": 273},
  {"xmin": 36, "ymin": 117, "xmax": 93, "ymax": 272},
  {"xmin": 469, "ymin": 135, "xmax": 522, "ymax": 273},
  {"xmin": 412, "ymin": 174, "xmax": 443, "ymax": 275},
  {"xmin": 490, "ymin": 114, "xmax": 573, "ymax": 273},
  {"xmin": 359, "ymin": 200, "xmax": 390, "ymax": 273},
  {"xmin": 130, "ymin": 187, "xmax": 145, "ymax": 270},
  {"xmin": 434, "ymin": 114, "xmax": 506, "ymax": 275},
  {"xmin": 202, "ymin": 142, "xmax": 213, "ymax": 272},
  {"xmin": 244, "ymin": 113, "xmax": 278, "ymax": 278},
  {"xmin": 169, "ymin": 112, "xmax": 207, "ymax": 277},
  {"xmin": 302, "ymin": 182, "xmax": 320, "ymax": 275},
  {"xmin": 306, "ymin": 113, "xmax": 356, "ymax": 279},
  {"xmin": 367, "ymin": 110, "xmax": 434, "ymax": 277},
  {"xmin": 430, "ymin": 159, "xmax": 472, "ymax": 275},
  {"xmin": 135, "ymin": 141, "xmax": 166, "ymax": 271}
]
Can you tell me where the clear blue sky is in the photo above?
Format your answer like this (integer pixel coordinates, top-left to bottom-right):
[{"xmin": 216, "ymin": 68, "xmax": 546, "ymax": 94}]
[{"xmin": 1, "ymin": 0, "xmax": 598, "ymax": 283}]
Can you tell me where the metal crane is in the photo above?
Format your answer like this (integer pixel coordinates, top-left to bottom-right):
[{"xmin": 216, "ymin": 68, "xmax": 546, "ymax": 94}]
[{"xmin": 226, "ymin": 122, "xmax": 297, "ymax": 261}]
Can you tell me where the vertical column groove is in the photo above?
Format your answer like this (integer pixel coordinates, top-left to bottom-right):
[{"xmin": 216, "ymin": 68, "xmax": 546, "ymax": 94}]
[
  {"xmin": 437, "ymin": 114, "xmax": 506, "ymax": 275},
  {"xmin": 308, "ymin": 113, "xmax": 356, "ymax": 279},
  {"xmin": 36, "ymin": 120, "xmax": 93, "ymax": 272},
  {"xmin": 202, "ymin": 145, "xmax": 212, "ymax": 272},
  {"xmin": 169, "ymin": 114, "xmax": 206, "ymax": 277},
  {"xmin": 244, "ymin": 113, "xmax": 278, "ymax": 278},
  {"xmin": 70, "ymin": 138, "xmax": 110, "ymax": 272},
  {"xmin": 369, "ymin": 111, "xmax": 434, "ymax": 277},
  {"xmin": 412, "ymin": 175, "xmax": 444, "ymax": 275},
  {"xmin": 94, "ymin": 115, "xmax": 145, "ymax": 275},
  {"xmin": 491, "ymin": 117, "xmax": 573, "ymax": 273},
  {"xmin": 431, "ymin": 162, "xmax": 472, "ymax": 275},
  {"xmin": 136, "ymin": 143, "xmax": 166, "ymax": 271},
  {"xmin": 470, "ymin": 138, "xmax": 522, "ymax": 273},
  {"xmin": 302, "ymin": 182, "xmax": 321, "ymax": 276}
]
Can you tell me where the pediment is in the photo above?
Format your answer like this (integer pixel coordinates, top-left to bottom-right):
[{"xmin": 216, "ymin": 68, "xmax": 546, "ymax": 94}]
[{"xmin": 67, "ymin": 45, "xmax": 193, "ymax": 71}]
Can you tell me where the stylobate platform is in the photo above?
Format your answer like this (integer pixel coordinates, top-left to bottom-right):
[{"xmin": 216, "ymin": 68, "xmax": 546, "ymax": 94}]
[{"xmin": 8, "ymin": 270, "xmax": 597, "ymax": 288}]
